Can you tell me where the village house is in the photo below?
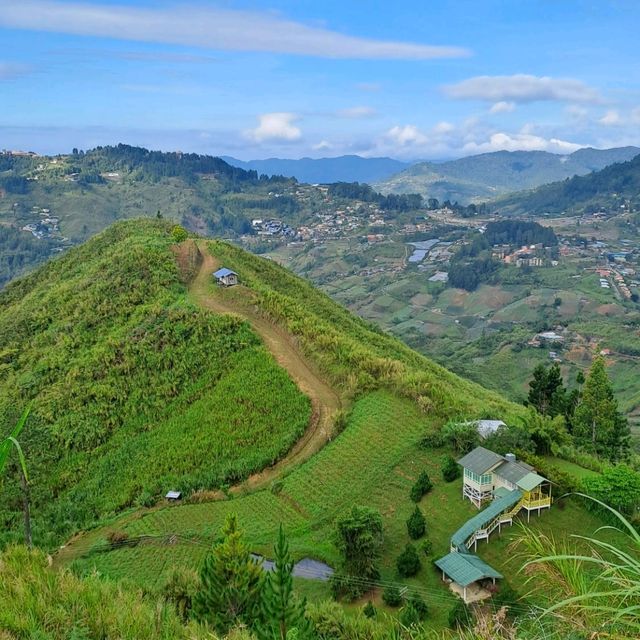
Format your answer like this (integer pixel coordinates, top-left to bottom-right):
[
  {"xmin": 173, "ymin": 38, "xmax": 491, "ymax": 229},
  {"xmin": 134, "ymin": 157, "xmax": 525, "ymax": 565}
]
[{"xmin": 213, "ymin": 267, "xmax": 238, "ymax": 287}]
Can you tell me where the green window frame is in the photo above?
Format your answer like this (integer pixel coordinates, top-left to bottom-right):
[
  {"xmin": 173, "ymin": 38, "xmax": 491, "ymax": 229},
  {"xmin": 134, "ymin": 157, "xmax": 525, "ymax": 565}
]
[{"xmin": 464, "ymin": 468, "xmax": 492, "ymax": 485}]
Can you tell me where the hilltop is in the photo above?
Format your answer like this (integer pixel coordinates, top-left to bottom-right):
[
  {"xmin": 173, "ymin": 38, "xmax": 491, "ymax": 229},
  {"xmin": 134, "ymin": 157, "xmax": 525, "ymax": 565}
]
[
  {"xmin": 495, "ymin": 152, "xmax": 640, "ymax": 215},
  {"xmin": 0, "ymin": 219, "xmax": 517, "ymax": 550},
  {"xmin": 375, "ymin": 147, "xmax": 640, "ymax": 204}
]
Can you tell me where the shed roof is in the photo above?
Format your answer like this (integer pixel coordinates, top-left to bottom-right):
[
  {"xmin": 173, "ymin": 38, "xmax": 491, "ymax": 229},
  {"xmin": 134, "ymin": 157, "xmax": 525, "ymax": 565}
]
[
  {"xmin": 475, "ymin": 420, "xmax": 506, "ymax": 438},
  {"xmin": 450, "ymin": 489, "xmax": 522, "ymax": 551},
  {"xmin": 516, "ymin": 472, "xmax": 546, "ymax": 491},
  {"xmin": 435, "ymin": 552, "xmax": 502, "ymax": 587},
  {"xmin": 165, "ymin": 490, "xmax": 182, "ymax": 499},
  {"xmin": 457, "ymin": 446, "xmax": 504, "ymax": 475},
  {"xmin": 213, "ymin": 267, "xmax": 237, "ymax": 278}
]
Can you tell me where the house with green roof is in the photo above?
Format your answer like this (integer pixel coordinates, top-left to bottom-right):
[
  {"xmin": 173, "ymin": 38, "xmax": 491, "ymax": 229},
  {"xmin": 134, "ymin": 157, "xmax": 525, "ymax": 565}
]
[{"xmin": 457, "ymin": 446, "xmax": 551, "ymax": 513}]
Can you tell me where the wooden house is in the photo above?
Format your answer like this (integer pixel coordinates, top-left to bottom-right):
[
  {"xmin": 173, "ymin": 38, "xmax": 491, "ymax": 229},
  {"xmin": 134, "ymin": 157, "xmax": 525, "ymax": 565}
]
[{"xmin": 213, "ymin": 267, "xmax": 238, "ymax": 287}]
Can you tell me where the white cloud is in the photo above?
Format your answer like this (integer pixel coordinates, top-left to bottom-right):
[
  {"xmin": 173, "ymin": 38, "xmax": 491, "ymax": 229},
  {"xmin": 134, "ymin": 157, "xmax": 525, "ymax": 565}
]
[
  {"xmin": 313, "ymin": 140, "xmax": 334, "ymax": 151},
  {"xmin": 385, "ymin": 125, "xmax": 429, "ymax": 147},
  {"xmin": 336, "ymin": 106, "xmax": 377, "ymax": 119},
  {"xmin": 631, "ymin": 107, "xmax": 640, "ymax": 124},
  {"xmin": 489, "ymin": 101, "xmax": 515, "ymax": 114},
  {"xmin": 462, "ymin": 131, "xmax": 583, "ymax": 154},
  {"xmin": 433, "ymin": 121, "xmax": 455, "ymax": 134},
  {"xmin": 245, "ymin": 113, "xmax": 302, "ymax": 143},
  {"xmin": 444, "ymin": 74, "xmax": 601, "ymax": 104},
  {"xmin": 1, "ymin": 1, "xmax": 471, "ymax": 60},
  {"xmin": 0, "ymin": 61, "xmax": 31, "ymax": 79},
  {"xmin": 599, "ymin": 109, "xmax": 623, "ymax": 126}
]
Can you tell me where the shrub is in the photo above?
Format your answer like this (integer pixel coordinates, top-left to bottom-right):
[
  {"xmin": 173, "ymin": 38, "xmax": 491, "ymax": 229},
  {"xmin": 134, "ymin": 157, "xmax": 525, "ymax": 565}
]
[
  {"xmin": 409, "ymin": 471, "xmax": 433, "ymax": 503},
  {"xmin": 406, "ymin": 506, "xmax": 426, "ymax": 540},
  {"xmin": 397, "ymin": 543, "xmax": 421, "ymax": 578},
  {"xmin": 441, "ymin": 454, "xmax": 460, "ymax": 482},
  {"xmin": 419, "ymin": 538, "xmax": 433, "ymax": 557},
  {"xmin": 171, "ymin": 224, "xmax": 188, "ymax": 243},
  {"xmin": 491, "ymin": 580, "xmax": 521, "ymax": 615},
  {"xmin": 362, "ymin": 600, "xmax": 377, "ymax": 618},
  {"xmin": 382, "ymin": 584, "xmax": 402, "ymax": 607},
  {"xmin": 399, "ymin": 602, "xmax": 420, "ymax": 627},
  {"xmin": 161, "ymin": 566, "xmax": 199, "ymax": 622},
  {"xmin": 135, "ymin": 490, "xmax": 156, "ymax": 508},
  {"xmin": 448, "ymin": 599, "xmax": 471, "ymax": 628}
]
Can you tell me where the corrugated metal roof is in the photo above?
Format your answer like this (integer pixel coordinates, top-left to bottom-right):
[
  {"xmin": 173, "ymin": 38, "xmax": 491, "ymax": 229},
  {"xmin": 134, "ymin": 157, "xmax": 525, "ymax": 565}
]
[
  {"xmin": 493, "ymin": 460, "xmax": 532, "ymax": 485},
  {"xmin": 435, "ymin": 552, "xmax": 503, "ymax": 587},
  {"xmin": 516, "ymin": 472, "xmax": 546, "ymax": 491},
  {"xmin": 214, "ymin": 267, "xmax": 237, "ymax": 278},
  {"xmin": 451, "ymin": 489, "xmax": 522, "ymax": 551},
  {"xmin": 457, "ymin": 446, "xmax": 504, "ymax": 475}
]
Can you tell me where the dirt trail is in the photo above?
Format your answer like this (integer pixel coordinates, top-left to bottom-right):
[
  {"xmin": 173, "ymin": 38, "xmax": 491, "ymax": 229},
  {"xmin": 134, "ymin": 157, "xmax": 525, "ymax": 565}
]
[{"xmin": 188, "ymin": 244, "xmax": 341, "ymax": 495}]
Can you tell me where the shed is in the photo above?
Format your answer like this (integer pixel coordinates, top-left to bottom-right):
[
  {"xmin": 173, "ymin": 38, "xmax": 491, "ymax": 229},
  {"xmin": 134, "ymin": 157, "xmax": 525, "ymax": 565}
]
[
  {"xmin": 213, "ymin": 267, "xmax": 238, "ymax": 287},
  {"xmin": 475, "ymin": 419, "xmax": 506, "ymax": 439},
  {"xmin": 435, "ymin": 552, "xmax": 502, "ymax": 602},
  {"xmin": 165, "ymin": 490, "xmax": 182, "ymax": 501}
]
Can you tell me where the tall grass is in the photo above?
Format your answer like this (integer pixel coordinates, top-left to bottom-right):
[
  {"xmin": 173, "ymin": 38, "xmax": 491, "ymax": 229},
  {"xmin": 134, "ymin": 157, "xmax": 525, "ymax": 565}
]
[{"xmin": 516, "ymin": 495, "xmax": 640, "ymax": 639}]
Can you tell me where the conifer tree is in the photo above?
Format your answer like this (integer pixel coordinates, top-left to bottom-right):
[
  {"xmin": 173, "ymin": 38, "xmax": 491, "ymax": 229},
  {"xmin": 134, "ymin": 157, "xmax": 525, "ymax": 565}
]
[
  {"xmin": 527, "ymin": 363, "xmax": 566, "ymax": 417},
  {"xmin": 572, "ymin": 357, "xmax": 629, "ymax": 461},
  {"xmin": 193, "ymin": 514, "xmax": 263, "ymax": 633},
  {"xmin": 256, "ymin": 525, "xmax": 311, "ymax": 640}
]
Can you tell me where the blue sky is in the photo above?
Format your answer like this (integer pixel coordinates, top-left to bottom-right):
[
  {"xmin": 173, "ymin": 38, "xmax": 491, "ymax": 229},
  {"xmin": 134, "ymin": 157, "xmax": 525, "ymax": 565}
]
[{"xmin": 1, "ymin": 0, "xmax": 639, "ymax": 159}]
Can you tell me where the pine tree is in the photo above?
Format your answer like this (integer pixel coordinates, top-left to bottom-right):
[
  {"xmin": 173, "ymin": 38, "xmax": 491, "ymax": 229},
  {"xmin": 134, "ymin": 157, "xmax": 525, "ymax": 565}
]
[
  {"xmin": 192, "ymin": 514, "xmax": 263, "ymax": 633},
  {"xmin": 527, "ymin": 363, "xmax": 566, "ymax": 417},
  {"xmin": 572, "ymin": 357, "xmax": 630, "ymax": 461},
  {"xmin": 406, "ymin": 505, "xmax": 426, "ymax": 540},
  {"xmin": 256, "ymin": 525, "xmax": 311, "ymax": 640}
]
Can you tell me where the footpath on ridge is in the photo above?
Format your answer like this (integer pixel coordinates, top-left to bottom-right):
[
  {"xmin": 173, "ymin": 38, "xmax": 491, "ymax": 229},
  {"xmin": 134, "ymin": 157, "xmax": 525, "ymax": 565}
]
[{"xmin": 188, "ymin": 243, "xmax": 342, "ymax": 496}]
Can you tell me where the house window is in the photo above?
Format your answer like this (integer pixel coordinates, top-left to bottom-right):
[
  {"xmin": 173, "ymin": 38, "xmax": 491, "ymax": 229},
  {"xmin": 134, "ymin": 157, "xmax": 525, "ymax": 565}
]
[{"xmin": 464, "ymin": 469, "xmax": 492, "ymax": 485}]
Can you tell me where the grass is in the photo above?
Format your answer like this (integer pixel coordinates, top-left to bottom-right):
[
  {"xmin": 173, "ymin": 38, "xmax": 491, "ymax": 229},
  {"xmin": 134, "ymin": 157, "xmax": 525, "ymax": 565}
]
[
  {"xmin": 0, "ymin": 220, "xmax": 311, "ymax": 547},
  {"xmin": 64, "ymin": 391, "xmax": 612, "ymax": 632}
]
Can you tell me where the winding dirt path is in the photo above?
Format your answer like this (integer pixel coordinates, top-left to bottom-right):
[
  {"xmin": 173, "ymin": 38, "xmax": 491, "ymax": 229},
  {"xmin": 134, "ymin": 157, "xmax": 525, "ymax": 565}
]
[{"xmin": 188, "ymin": 243, "xmax": 341, "ymax": 495}]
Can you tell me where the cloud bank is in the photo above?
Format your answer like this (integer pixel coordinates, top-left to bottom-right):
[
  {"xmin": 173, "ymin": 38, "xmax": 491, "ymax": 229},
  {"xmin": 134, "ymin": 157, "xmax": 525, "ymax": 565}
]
[
  {"xmin": 246, "ymin": 113, "xmax": 302, "ymax": 143},
  {"xmin": 445, "ymin": 74, "xmax": 601, "ymax": 104},
  {"xmin": 1, "ymin": 1, "xmax": 471, "ymax": 60}
]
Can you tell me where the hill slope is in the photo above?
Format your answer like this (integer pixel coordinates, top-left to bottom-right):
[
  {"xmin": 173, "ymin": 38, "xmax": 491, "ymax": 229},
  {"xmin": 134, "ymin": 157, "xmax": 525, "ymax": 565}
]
[
  {"xmin": 495, "ymin": 152, "xmax": 640, "ymax": 215},
  {"xmin": 0, "ymin": 219, "xmax": 520, "ymax": 550},
  {"xmin": 375, "ymin": 147, "xmax": 640, "ymax": 203},
  {"xmin": 221, "ymin": 155, "xmax": 410, "ymax": 184}
]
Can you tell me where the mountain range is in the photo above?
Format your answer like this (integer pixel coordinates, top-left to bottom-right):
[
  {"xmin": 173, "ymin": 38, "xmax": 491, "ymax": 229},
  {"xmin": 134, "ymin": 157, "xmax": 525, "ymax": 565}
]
[
  {"xmin": 374, "ymin": 146, "xmax": 640, "ymax": 204},
  {"xmin": 221, "ymin": 154, "xmax": 410, "ymax": 184}
]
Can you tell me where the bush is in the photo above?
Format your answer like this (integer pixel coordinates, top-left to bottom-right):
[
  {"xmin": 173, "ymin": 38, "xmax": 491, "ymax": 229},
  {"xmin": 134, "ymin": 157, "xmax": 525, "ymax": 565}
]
[
  {"xmin": 448, "ymin": 599, "xmax": 471, "ymax": 629},
  {"xmin": 362, "ymin": 601, "xmax": 377, "ymax": 618},
  {"xmin": 171, "ymin": 225, "xmax": 189, "ymax": 243},
  {"xmin": 409, "ymin": 471, "xmax": 433, "ymax": 503},
  {"xmin": 407, "ymin": 593, "xmax": 428, "ymax": 620},
  {"xmin": 419, "ymin": 538, "xmax": 433, "ymax": 557},
  {"xmin": 397, "ymin": 543, "xmax": 421, "ymax": 578},
  {"xmin": 399, "ymin": 602, "xmax": 420, "ymax": 627},
  {"xmin": 491, "ymin": 580, "xmax": 521, "ymax": 615},
  {"xmin": 382, "ymin": 584, "xmax": 402, "ymax": 607},
  {"xmin": 406, "ymin": 505, "xmax": 426, "ymax": 540},
  {"xmin": 441, "ymin": 454, "xmax": 460, "ymax": 482}
]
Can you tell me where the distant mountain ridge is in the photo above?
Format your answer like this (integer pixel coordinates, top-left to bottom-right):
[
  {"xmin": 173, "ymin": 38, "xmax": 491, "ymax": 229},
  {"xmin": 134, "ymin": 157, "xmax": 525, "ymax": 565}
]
[
  {"xmin": 221, "ymin": 154, "xmax": 411, "ymax": 184},
  {"xmin": 495, "ymin": 152, "xmax": 640, "ymax": 215},
  {"xmin": 375, "ymin": 146, "xmax": 640, "ymax": 204}
]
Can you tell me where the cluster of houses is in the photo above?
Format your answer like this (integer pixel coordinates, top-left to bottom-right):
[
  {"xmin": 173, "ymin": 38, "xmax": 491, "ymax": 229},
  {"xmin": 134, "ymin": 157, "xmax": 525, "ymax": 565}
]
[
  {"xmin": 436, "ymin": 438, "xmax": 552, "ymax": 603},
  {"xmin": 251, "ymin": 218, "xmax": 296, "ymax": 238},
  {"xmin": 21, "ymin": 207, "xmax": 60, "ymax": 239},
  {"xmin": 492, "ymin": 244, "xmax": 554, "ymax": 267}
]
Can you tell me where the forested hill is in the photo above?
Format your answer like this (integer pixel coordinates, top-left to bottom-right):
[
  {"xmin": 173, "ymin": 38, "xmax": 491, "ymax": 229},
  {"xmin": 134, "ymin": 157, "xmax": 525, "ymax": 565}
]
[
  {"xmin": 375, "ymin": 146, "xmax": 640, "ymax": 204},
  {"xmin": 495, "ymin": 153, "xmax": 640, "ymax": 215}
]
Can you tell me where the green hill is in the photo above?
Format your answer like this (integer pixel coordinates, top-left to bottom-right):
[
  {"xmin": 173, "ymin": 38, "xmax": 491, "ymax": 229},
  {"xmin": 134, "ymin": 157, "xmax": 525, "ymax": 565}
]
[
  {"xmin": 495, "ymin": 152, "xmax": 640, "ymax": 215},
  {"xmin": 375, "ymin": 147, "xmax": 640, "ymax": 204},
  {"xmin": 0, "ymin": 219, "xmax": 518, "ymax": 551}
]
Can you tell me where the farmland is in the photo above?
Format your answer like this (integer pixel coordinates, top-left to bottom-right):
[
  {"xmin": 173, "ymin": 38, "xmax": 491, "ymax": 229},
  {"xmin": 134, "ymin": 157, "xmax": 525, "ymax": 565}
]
[
  {"xmin": 66, "ymin": 391, "xmax": 615, "ymax": 631},
  {"xmin": 0, "ymin": 220, "xmax": 311, "ymax": 547}
]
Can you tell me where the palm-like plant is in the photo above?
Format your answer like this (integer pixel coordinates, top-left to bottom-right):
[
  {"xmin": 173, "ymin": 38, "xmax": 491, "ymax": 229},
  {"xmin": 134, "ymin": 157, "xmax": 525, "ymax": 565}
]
[
  {"xmin": 517, "ymin": 495, "xmax": 640, "ymax": 639},
  {"xmin": 0, "ymin": 404, "xmax": 32, "ymax": 548}
]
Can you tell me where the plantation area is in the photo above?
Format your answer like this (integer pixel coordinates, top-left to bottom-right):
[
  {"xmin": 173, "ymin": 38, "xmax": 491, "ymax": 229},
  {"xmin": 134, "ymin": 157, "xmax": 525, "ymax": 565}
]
[
  {"xmin": 0, "ymin": 220, "xmax": 311, "ymax": 547},
  {"xmin": 64, "ymin": 391, "xmax": 614, "ymax": 632}
]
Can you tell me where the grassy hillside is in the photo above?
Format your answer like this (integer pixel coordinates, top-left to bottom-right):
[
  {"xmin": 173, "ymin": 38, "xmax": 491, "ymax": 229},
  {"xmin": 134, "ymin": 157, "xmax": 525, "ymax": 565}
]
[
  {"xmin": 375, "ymin": 147, "xmax": 640, "ymax": 204},
  {"xmin": 0, "ymin": 220, "xmax": 311, "ymax": 547},
  {"xmin": 496, "ymin": 153, "xmax": 640, "ymax": 215},
  {"xmin": 0, "ymin": 545, "xmax": 211, "ymax": 640}
]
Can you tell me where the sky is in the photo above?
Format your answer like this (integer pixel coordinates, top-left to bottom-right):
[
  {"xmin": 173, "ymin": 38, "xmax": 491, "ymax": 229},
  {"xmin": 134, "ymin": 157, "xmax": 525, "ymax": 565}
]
[{"xmin": 1, "ymin": 0, "xmax": 639, "ymax": 160}]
